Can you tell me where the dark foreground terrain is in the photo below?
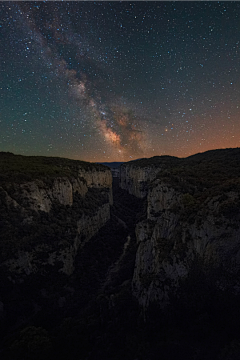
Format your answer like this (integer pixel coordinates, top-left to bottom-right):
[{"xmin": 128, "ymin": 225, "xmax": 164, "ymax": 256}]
[{"xmin": 1, "ymin": 149, "xmax": 240, "ymax": 359}]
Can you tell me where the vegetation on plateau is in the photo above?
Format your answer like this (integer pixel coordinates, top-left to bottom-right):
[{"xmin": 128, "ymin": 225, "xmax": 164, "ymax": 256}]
[{"xmin": 0, "ymin": 152, "xmax": 107, "ymax": 184}]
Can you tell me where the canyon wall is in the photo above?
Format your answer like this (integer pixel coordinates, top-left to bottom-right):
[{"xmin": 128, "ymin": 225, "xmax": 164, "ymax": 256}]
[
  {"xmin": 120, "ymin": 150, "xmax": 240, "ymax": 310},
  {"xmin": 119, "ymin": 156, "xmax": 180, "ymax": 198},
  {"xmin": 0, "ymin": 153, "xmax": 113, "ymax": 279}
]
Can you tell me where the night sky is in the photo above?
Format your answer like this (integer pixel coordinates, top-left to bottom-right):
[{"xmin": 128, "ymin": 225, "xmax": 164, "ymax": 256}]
[{"xmin": 1, "ymin": 1, "xmax": 240, "ymax": 162}]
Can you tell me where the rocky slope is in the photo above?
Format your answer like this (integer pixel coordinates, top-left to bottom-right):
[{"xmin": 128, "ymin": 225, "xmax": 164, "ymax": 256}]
[
  {"xmin": 0, "ymin": 152, "xmax": 112, "ymax": 278},
  {"xmin": 120, "ymin": 149, "xmax": 240, "ymax": 310}
]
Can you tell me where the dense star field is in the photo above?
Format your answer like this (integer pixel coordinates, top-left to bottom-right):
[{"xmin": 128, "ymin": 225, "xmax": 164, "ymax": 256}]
[{"xmin": 0, "ymin": 1, "xmax": 240, "ymax": 162}]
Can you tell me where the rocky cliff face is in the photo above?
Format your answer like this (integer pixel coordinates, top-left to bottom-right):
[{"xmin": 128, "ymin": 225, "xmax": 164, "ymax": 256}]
[
  {"xmin": 119, "ymin": 156, "xmax": 180, "ymax": 198},
  {"xmin": 3, "ymin": 203, "xmax": 110, "ymax": 277},
  {"xmin": 0, "ymin": 153, "xmax": 113, "ymax": 279},
  {"xmin": 1, "ymin": 166, "xmax": 112, "ymax": 214},
  {"xmin": 120, "ymin": 150, "xmax": 240, "ymax": 310},
  {"xmin": 1, "ymin": 177, "xmax": 87, "ymax": 213},
  {"xmin": 78, "ymin": 168, "xmax": 113, "ymax": 205},
  {"xmin": 133, "ymin": 181, "xmax": 240, "ymax": 309},
  {"xmin": 120, "ymin": 164, "xmax": 159, "ymax": 198}
]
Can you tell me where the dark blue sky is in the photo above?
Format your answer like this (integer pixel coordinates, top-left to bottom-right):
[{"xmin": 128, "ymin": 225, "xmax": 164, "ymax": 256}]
[{"xmin": 1, "ymin": 1, "xmax": 240, "ymax": 161}]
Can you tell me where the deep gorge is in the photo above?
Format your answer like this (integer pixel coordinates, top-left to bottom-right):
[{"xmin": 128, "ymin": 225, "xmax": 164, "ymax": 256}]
[{"xmin": 1, "ymin": 150, "xmax": 240, "ymax": 360}]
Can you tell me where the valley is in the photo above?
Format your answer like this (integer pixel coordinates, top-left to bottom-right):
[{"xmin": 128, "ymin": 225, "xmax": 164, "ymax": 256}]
[{"xmin": 1, "ymin": 149, "xmax": 240, "ymax": 359}]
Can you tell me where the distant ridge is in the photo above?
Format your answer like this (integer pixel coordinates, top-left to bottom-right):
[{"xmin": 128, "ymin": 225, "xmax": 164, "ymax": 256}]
[
  {"xmin": 97, "ymin": 158, "xmax": 143, "ymax": 169},
  {"xmin": 97, "ymin": 162, "xmax": 123, "ymax": 169}
]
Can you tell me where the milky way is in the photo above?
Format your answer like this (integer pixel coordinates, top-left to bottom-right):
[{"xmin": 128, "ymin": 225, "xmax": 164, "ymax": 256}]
[{"xmin": 0, "ymin": 2, "xmax": 240, "ymax": 161}]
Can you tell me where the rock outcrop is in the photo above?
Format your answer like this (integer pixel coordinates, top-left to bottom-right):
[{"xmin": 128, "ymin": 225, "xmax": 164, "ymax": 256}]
[
  {"xmin": 120, "ymin": 149, "xmax": 240, "ymax": 310},
  {"xmin": 1, "ymin": 177, "xmax": 87, "ymax": 213},
  {"xmin": 4, "ymin": 203, "xmax": 111, "ymax": 277},
  {"xmin": 0, "ymin": 153, "xmax": 113, "ymax": 278},
  {"xmin": 119, "ymin": 156, "xmax": 180, "ymax": 198},
  {"xmin": 133, "ymin": 181, "xmax": 240, "ymax": 309},
  {"xmin": 1, "ymin": 164, "xmax": 112, "ymax": 214}
]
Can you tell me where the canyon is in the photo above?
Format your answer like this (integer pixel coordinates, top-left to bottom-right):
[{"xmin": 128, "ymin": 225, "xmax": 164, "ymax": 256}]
[{"xmin": 1, "ymin": 149, "xmax": 240, "ymax": 360}]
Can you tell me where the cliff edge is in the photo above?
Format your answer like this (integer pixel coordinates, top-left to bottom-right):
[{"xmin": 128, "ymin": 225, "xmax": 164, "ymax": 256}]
[{"xmin": 0, "ymin": 152, "xmax": 112, "ymax": 277}]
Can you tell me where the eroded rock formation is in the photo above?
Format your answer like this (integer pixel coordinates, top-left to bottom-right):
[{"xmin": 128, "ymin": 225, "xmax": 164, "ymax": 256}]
[
  {"xmin": 120, "ymin": 149, "xmax": 240, "ymax": 310},
  {"xmin": 0, "ymin": 153, "xmax": 113, "ymax": 278}
]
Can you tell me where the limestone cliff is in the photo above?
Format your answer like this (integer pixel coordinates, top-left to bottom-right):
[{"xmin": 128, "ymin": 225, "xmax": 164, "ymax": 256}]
[
  {"xmin": 0, "ymin": 153, "xmax": 112, "ymax": 278},
  {"xmin": 1, "ymin": 177, "xmax": 87, "ymax": 213},
  {"xmin": 123, "ymin": 149, "xmax": 240, "ymax": 310},
  {"xmin": 133, "ymin": 181, "xmax": 240, "ymax": 309},
  {"xmin": 119, "ymin": 156, "xmax": 180, "ymax": 198},
  {"xmin": 0, "ymin": 153, "xmax": 112, "ymax": 213},
  {"xmin": 4, "ymin": 203, "xmax": 110, "ymax": 277}
]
